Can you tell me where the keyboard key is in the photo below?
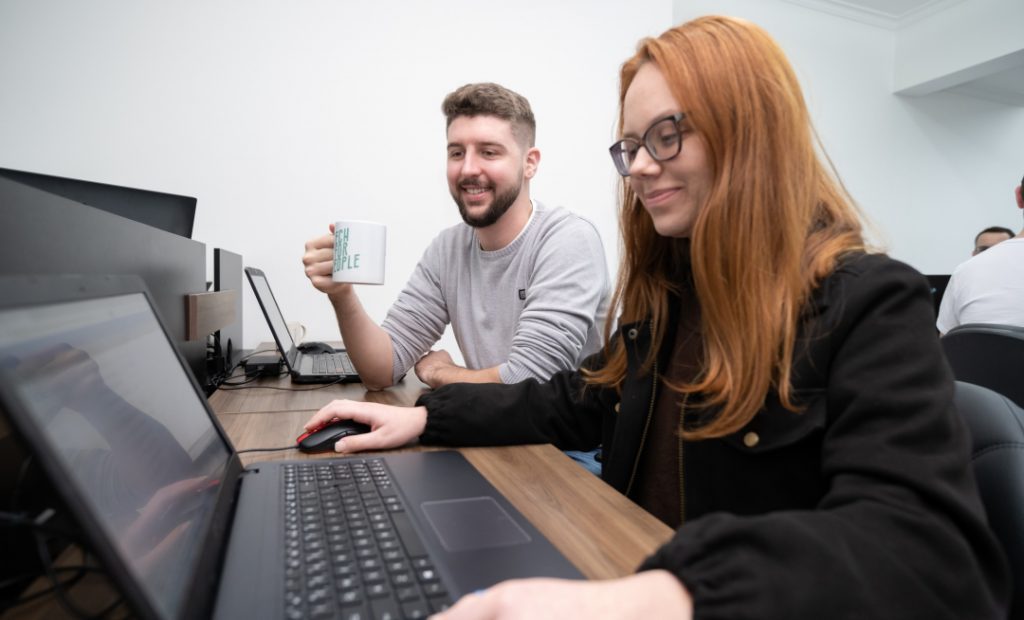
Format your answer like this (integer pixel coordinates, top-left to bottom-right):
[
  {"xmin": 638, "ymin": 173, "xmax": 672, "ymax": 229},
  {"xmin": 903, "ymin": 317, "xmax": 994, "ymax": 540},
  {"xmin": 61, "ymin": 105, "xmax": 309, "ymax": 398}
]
[
  {"xmin": 390, "ymin": 511, "xmax": 428, "ymax": 558},
  {"xmin": 339, "ymin": 589, "xmax": 363, "ymax": 605},
  {"xmin": 337, "ymin": 576, "xmax": 358, "ymax": 589},
  {"xmin": 339, "ymin": 605, "xmax": 369, "ymax": 620},
  {"xmin": 391, "ymin": 572, "xmax": 413, "ymax": 587},
  {"xmin": 403, "ymin": 600, "xmax": 431, "ymax": 619},
  {"xmin": 370, "ymin": 598, "xmax": 401, "ymax": 620},
  {"xmin": 367, "ymin": 583, "xmax": 391, "ymax": 598},
  {"xmin": 395, "ymin": 586, "xmax": 421, "ymax": 602},
  {"xmin": 422, "ymin": 582, "xmax": 447, "ymax": 597}
]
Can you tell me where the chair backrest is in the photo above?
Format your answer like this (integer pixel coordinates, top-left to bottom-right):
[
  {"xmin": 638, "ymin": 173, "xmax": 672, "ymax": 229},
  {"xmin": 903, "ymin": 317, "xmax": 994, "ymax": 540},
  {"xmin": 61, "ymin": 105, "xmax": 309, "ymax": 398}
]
[
  {"xmin": 942, "ymin": 323, "xmax": 1024, "ymax": 408},
  {"xmin": 953, "ymin": 381, "xmax": 1024, "ymax": 618}
]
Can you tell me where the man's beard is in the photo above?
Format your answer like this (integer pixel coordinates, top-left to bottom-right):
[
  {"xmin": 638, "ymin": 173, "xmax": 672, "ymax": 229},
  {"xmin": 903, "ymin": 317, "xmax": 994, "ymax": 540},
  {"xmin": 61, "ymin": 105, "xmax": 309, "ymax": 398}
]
[{"xmin": 452, "ymin": 177, "xmax": 522, "ymax": 228}]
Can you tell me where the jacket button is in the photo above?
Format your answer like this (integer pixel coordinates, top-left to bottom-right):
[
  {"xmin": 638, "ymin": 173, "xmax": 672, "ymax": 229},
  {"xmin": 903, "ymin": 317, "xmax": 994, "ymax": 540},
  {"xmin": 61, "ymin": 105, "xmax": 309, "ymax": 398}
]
[
  {"xmin": 743, "ymin": 432, "xmax": 760, "ymax": 448},
  {"xmin": 614, "ymin": 402, "xmax": 621, "ymax": 413},
  {"xmin": 627, "ymin": 328, "xmax": 638, "ymax": 340}
]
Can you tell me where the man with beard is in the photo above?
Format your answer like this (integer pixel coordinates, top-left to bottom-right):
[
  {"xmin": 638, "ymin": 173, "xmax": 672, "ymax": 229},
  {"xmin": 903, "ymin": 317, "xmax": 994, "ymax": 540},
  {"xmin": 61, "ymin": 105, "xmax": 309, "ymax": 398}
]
[{"xmin": 302, "ymin": 83, "xmax": 610, "ymax": 395}]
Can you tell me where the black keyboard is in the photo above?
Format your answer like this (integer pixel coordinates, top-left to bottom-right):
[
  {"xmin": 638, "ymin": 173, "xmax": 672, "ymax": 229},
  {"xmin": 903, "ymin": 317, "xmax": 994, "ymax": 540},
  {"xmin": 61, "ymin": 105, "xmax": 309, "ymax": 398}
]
[
  {"xmin": 282, "ymin": 460, "xmax": 452, "ymax": 620},
  {"xmin": 312, "ymin": 352, "xmax": 357, "ymax": 376}
]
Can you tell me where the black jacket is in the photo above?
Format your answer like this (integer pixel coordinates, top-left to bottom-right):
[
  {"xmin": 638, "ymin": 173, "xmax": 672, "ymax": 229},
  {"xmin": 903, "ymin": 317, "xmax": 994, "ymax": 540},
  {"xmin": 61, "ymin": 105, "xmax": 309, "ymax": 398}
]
[{"xmin": 418, "ymin": 253, "xmax": 1009, "ymax": 619}]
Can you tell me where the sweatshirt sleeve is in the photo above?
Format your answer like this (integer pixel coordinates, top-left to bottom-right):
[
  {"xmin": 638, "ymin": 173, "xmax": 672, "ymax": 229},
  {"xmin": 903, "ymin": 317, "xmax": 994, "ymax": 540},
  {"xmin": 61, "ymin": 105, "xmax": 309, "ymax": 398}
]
[
  {"xmin": 381, "ymin": 238, "xmax": 451, "ymax": 384},
  {"xmin": 638, "ymin": 257, "xmax": 1009, "ymax": 619},
  {"xmin": 498, "ymin": 214, "xmax": 610, "ymax": 383}
]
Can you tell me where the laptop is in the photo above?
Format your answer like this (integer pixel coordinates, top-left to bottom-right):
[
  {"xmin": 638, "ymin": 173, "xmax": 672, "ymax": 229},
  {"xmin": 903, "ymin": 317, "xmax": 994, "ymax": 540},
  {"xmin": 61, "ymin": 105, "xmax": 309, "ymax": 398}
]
[
  {"xmin": 925, "ymin": 274, "xmax": 951, "ymax": 318},
  {"xmin": 0, "ymin": 274, "xmax": 582, "ymax": 620},
  {"xmin": 244, "ymin": 266, "xmax": 359, "ymax": 384}
]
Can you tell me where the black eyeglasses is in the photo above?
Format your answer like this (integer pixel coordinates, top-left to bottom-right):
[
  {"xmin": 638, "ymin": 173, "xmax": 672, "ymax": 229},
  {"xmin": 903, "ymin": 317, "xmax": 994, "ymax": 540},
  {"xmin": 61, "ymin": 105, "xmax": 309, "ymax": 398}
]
[{"xmin": 608, "ymin": 112, "xmax": 686, "ymax": 177}]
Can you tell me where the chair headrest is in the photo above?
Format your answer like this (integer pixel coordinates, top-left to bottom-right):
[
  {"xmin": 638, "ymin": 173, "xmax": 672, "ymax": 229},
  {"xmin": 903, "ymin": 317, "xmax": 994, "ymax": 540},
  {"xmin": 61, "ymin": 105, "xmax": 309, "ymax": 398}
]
[{"xmin": 946, "ymin": 323, "xmax": 1024, "ymax": 340}]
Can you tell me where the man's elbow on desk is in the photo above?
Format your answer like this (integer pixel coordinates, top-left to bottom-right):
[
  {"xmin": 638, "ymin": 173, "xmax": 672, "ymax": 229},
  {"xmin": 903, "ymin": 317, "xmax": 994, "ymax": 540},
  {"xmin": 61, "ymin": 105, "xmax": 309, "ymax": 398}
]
[
  {"xmin": 360, "ymin": 372, "xmax": 395, "ymax": 392},
  {"xmin": 348, "ymin": 357, "xmax": 396, "ymax": 391},
  {"xmin": 416, "ymin": 352, "xmax": 502, "ymax": 389}
]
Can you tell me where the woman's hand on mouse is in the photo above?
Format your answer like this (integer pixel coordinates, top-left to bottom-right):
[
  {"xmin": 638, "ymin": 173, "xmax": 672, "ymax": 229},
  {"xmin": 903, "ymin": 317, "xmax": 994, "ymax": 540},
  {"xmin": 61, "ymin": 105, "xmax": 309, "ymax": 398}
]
[
  {"xmin": 434, "ymin": 571, "xmax": 692, "ymax": 620},
  {"xmin": 304, "ymin": 400, "xmax": 427, "ymax": 453}
]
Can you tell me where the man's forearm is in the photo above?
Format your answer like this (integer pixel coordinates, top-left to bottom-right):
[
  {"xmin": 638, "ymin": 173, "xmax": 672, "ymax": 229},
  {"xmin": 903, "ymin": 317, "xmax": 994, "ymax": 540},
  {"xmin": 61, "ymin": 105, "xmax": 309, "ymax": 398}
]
[
  {"xmin": 428, "ymin": 364, "xmax": 502, "ymax": 388},
  {"xmin": 328, "ymin": 289, "xmax": 395, "ymax": 390}
]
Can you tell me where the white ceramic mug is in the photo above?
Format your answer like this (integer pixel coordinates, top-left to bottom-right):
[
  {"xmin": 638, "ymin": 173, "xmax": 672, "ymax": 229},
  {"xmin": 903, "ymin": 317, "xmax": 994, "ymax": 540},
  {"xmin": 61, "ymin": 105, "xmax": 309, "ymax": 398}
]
[
  {"xmin": 332, "ymin": 220, "xmax": 387, "ymax": 285},
  {"xmin": 287, "ymin": 321, "xmax": 307, "ymax": 344}
]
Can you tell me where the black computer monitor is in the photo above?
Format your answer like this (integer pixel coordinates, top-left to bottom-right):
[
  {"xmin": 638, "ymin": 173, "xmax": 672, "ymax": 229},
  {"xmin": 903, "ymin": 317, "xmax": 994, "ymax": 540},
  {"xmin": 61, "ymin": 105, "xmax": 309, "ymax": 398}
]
[
  {"xmin": 213, "ymin": 249, "xmax": 244, "ymax": 369},
  {"xmin": 0, "ymin": 167, "xmax": 197, "ymax": 238}
]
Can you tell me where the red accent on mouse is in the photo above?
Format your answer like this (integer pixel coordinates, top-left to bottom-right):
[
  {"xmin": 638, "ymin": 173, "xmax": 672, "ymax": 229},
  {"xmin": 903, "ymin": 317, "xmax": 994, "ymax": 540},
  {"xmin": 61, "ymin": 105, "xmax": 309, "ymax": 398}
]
[{"xmin": 296, "ymin": 419, "xmax": 371, "ymax": 453}]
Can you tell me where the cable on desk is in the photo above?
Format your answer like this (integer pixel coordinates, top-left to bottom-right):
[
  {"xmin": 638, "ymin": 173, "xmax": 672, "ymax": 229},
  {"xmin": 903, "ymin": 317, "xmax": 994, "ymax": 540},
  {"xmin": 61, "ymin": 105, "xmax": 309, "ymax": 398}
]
[
  {"xmin": 217, "ymin": 365, "xmax": 290, "ymax": 387},
  {"xmin": 33, "ymin": 520, "xmax": 123, "ymax": 619},
  {"xmin": 0, "ymin": 508, "xmax": 123, "ymax": 618},
  {"xmin": 236, "ymin": 445, "xmax": 300, "ymax": 455},
  {"xmin": 212, "ymin": 348, "xmax": 295, "ymax": 387},
  {"xmin": 217, "ymin": 373, "xmax": 266, "ymax": 388},
  {"xmin": 217, "ymin": 376, "xmax": 346, "ymax": 392},
  {"xmin": 207, "ymin": 348, "xmax": 282, "ymax": 389},
  {"xmin": 0, "ymin": 547, "xmax": 104, "ymax": 610},
  {"xmin": 0, "ymin": 509, "xmax": 77, "ymax": 538}
]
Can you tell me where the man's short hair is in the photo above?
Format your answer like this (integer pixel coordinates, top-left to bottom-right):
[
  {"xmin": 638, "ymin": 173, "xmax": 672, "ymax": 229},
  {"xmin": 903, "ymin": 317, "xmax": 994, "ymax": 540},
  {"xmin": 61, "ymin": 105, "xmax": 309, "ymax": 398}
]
[
  {"xmin": 975, "ymin": 226, "xmax": 1015, "ymax": 246},
  {"xmin": 442, "ymin": 83, "xmax": 536, "ymax": 148}
]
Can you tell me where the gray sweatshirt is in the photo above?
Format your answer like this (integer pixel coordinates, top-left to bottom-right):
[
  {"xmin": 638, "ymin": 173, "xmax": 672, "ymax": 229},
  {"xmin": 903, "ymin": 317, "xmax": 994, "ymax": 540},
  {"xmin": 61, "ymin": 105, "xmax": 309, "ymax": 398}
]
[{"xmin": 381, "ymin": 202, "xmax": 610, "ymax": 384}]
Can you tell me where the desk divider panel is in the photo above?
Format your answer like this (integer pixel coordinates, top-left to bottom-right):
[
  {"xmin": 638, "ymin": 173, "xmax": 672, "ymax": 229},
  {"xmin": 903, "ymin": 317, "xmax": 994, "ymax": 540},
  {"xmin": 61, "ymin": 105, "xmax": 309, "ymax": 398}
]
[{"xmin": 0, "ymin": 175, "xmax": 209, "ymax": 388}]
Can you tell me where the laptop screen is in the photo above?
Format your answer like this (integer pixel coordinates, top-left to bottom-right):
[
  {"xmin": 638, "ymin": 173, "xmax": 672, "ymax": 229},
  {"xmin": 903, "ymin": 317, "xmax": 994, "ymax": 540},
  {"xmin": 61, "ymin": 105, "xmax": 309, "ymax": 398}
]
[
  {"xmin": 245, "ymin": 269, "xmax": 298, "ymax": 366},
  {"xmin": 0, "ymin": 291, "xmax": 232, "ymax": 619},
  {"xmin": 925, "ymin": 274, "xmax": 951, "ymax": 318}
]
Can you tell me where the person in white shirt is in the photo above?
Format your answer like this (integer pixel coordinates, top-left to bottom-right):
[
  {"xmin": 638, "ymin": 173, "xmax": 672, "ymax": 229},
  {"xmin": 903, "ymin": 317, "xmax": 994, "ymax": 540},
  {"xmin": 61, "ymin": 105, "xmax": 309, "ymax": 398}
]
[{"xmin": 937, "ymin": 177, "xmax": 1024, "ymax": 334}]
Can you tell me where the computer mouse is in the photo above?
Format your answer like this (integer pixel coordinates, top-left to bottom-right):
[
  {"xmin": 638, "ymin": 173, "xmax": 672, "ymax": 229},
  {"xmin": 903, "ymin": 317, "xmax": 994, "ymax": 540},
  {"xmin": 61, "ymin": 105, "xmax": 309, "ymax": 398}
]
[
  {"xmin": 296, "ymin": 419, "xmax": 371, "ymax": 453},
  {"xmin": 297, "ymin": 341, "xmax": 336, "ymax": 355}
]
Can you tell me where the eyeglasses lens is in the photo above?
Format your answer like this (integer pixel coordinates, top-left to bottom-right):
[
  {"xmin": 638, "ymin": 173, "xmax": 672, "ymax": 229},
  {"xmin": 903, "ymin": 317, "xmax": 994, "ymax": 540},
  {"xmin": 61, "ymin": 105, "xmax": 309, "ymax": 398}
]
[{"xmin": 608, "ymin": 115, "xmax": 682, "ymax": 177}]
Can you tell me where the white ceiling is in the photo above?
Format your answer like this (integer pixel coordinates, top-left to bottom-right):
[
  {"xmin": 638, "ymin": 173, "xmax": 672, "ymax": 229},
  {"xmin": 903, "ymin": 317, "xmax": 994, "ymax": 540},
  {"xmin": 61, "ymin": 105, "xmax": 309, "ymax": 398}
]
[
  {"xmin": 951, "ymin": 64, "xmax": 1024, "ymax": 106},
  {"xmin": 782, "ymin": 0, "xmax": 965, "ymax": 28},
  {"xmin": 784, "ymin": 0, "xmax": 1023, "ymax": 105}
]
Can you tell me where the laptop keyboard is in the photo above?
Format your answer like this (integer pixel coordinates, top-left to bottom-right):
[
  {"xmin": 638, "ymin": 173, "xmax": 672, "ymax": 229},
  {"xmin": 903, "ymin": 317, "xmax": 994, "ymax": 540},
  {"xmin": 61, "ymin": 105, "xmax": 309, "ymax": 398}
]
[
  {"xmin": 312, "ymin": 352, "xmax": 357, "ymax": 376},
  {"xmin": 283, "ymin": 460, "xmax": 452, "ymax": 620}
]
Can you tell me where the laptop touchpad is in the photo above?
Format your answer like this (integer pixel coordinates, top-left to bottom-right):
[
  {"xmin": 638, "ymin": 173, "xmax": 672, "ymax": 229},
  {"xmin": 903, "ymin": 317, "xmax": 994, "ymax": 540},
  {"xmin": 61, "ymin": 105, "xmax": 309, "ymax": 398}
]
[{"xmin": 420, "ymin": 497, "xmax": 531, "ymax": 552}]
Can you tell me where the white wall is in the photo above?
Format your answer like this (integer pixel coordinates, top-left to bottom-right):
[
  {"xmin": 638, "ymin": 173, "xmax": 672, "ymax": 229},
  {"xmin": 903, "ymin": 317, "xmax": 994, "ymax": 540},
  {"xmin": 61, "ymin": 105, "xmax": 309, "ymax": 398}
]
[
  {"xmin": 674, "ymin": 0, "xmax": 1024, "ymax": 274},
  {"xmin": 0, "ymin": 0, "xmax": 670, "ymax": 351},
  {"xmin": 2, "ymin": 0, "xmax": 1022, "ymax": 352}
]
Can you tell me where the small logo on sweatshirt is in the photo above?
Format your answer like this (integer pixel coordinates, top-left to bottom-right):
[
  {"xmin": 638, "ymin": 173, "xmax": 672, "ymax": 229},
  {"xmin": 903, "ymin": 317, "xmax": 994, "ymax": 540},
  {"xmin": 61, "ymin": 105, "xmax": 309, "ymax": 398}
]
[{"xmin": 518, "ymin": 289, "xmax": 526, "ymax": 300}]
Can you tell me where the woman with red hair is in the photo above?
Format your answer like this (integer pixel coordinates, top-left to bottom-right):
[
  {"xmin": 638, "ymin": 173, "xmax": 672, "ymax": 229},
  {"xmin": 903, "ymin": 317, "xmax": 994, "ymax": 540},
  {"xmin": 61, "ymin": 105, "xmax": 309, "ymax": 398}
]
[{"xmin": 305, "ymin": 16, "xmax": 1008, "ymax": 618}]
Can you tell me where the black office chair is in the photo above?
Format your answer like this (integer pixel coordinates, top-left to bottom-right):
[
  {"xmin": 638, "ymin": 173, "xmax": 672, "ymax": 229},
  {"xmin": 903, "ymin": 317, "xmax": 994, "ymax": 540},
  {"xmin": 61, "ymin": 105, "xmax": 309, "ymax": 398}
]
[
  {"xmin": 953, "ymin": 381, "xmax": 1024, "ymax": 619},
  {"xmin": 942, "ymin": 323, "xmax": 1024, "ymax": 408}
]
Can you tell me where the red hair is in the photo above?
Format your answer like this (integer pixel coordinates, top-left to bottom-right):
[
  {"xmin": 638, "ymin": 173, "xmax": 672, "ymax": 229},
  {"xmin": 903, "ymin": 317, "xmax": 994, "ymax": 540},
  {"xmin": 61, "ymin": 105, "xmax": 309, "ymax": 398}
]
[{"xmin": 586, "ymin": 16, "xmax": 864, "ymax": 439}]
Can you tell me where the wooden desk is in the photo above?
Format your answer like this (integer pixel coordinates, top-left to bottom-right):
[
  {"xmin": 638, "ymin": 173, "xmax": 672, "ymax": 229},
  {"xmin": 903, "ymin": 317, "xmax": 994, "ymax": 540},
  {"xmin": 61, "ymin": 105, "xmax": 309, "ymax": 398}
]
[{"xmin": 212, "ymin": 371, "xmax": 673, "ymax": 581}]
